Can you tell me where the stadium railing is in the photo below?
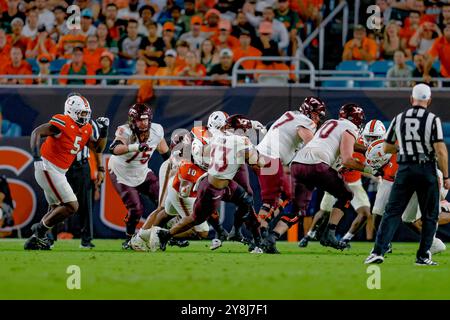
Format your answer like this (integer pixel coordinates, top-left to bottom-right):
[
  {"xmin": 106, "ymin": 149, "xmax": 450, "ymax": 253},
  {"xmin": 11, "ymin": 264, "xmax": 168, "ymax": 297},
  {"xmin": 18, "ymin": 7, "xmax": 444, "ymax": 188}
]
[{"xmin": 297, "ymin": 0, "xmax": 349, "ymax": 70}]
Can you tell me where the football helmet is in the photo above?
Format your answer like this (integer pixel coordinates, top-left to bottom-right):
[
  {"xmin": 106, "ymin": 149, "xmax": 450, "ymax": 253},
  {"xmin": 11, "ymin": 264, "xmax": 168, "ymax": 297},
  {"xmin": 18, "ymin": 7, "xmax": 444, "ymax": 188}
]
[
  {"xmin": 64, "ymin": 95, "xmax": 91, "ymax": 126},
  {"xmin": 339, "ymin": 103, "xmax": 365, "ymax": 129},
  {"xmin": 299, "ymin": 96, "xmax": 327, "ymax": 124},
  {"xmin": 224, "ymin": 114, "xmax": 253, "ymax": 134},
  {"xmin": 365, "ymin": 139, "xmax": 392, "ymax": 170},
  {"xmin": 207, "ymin": 111, "xmax": 229, "ymax": 132},
  {"xmin": 128, "ymin": 103, "xmax": 153, "ymax": 138},
  {"xmin": 362, "ymin": 120, "xmax": 386, "ymax": 146}
]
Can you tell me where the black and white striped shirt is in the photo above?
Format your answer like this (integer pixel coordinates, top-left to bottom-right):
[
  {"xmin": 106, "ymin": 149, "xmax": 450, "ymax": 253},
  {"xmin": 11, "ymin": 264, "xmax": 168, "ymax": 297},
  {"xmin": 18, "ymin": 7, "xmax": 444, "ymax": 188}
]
[
  {"xmin": 75, "ymin": 119, "xmax": 100, "ymax": 162},
  {"xmin": 385, "ymin": 105, "xmax": 444, "ymax": 163}
]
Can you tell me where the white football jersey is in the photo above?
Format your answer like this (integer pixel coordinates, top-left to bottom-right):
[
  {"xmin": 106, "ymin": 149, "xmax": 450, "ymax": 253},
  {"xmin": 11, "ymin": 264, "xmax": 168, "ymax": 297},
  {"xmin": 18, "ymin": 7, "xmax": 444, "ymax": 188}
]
[
  {"xmin": 256, "ymin": 111, "xmax": 317, "ymax": 165},
  {"xmin": 293, "ymin": 119, "xmax": 359, "ymax": 166},
  {"xmin": 109, "ymin": 123, "xmax": 164, "ymax": 187},
  {"xmin": 208, "ymin": 132, "xmax": 250, "ymax": 180}
]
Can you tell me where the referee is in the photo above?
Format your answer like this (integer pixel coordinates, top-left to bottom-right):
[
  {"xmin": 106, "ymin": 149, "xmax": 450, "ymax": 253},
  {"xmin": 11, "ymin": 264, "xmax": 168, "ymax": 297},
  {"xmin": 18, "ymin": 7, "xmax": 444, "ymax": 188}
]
[
  {"xmin": 65, "ymin": 92, "xmax": 109, "ymax": 248},
  {"xmin": 365, "ymin": 84, "xmax": 450, "ymax": 266}
]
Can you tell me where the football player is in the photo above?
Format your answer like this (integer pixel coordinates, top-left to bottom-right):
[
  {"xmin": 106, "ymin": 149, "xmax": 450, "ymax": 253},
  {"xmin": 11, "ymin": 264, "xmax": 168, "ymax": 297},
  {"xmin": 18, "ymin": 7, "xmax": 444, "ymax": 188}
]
[
  {"xmin": 262, "ymin": 103, "xmax": 374, "ymax": 253},
  {"xmin": 130, "ymin": 131, "xmax": 211, "ymax": 251},
  {"xmin": 299, "ymin": 120, "xmax": 385, "ymax": 248},
  {"xmin": 154, "ymin": 114, "xmax": 266, "ymax": 253},
  {"xmin": 25, "ymin": 95, "xmax": 105, "ymax": 250},
  {"xmin": 108, "ymin": 103, "xmax": 170, "ymax": 249},
  {"xmin": 255, "ymin": 96, "xmax": 326, "ymax": 237}
]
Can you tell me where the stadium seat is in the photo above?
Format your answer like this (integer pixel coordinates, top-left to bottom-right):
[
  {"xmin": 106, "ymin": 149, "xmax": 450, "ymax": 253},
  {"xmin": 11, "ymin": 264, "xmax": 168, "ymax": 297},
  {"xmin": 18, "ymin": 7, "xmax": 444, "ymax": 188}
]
[
  {"xmin": 321, "ymin": 80, "xmax": 354, "ymax": 88},
  {"xmin": 1, "ymin": 119, "xmax": 22, "ymax": 137},
  {"xmin": 432, "ymin": 60, "xmax": 440, "ymax": 73},
  {"xmin": 26, "ymin": 58, "xmax": 39, "ymax": 74},
  {"xmin": 336, "ymin": 60, "xmax": 368, "ymax": 71},
  {"xmin": 406, "ymin": 60, "xmax": 415, "ymax": 70},
  {"xmin": 49, "ymin": 59, "xmax": 68, "ymax": 74},
  {"xmin": 369, "ymin": 60, "xmax": 394, "ymax": 76},
  {"xmin": 118, "ymin": 68, "xmax": 135, "ymax": 76}
]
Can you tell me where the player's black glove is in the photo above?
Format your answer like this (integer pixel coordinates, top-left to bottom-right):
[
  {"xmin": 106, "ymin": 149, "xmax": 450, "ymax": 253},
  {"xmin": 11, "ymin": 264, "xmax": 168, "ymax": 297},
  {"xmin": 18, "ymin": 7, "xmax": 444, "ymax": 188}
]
[
  {"xmin": 138, "ymin": 143, "xmax": 150, "ymax": 152},
  {"xmin": 96, "ymin": 117, "xmax": 110, "ymax": 138}
]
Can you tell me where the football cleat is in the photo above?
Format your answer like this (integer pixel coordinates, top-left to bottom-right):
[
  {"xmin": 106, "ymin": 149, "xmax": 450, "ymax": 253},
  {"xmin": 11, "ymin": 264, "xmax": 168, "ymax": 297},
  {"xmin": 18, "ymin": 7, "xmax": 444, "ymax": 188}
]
[
  {"xmin": 340, "ymin": 239, "xmax": 352, "ymax": 250},
  {"xmin": 250, "ymin": 246, "xmax": 263, "ymax": 254},
  {"xmin": 122, "ymin": 237, "xmax": 132, "ymax": 250},
  {"xmin": 364, "ymin": 253, "xmax": 384, "ymax": 264},
  {"xmin": 130, "ymin": 234, "xmax": 149, "ymax": 252},
  {"xmin": 24, "ymin": 235, "xmax": 52, "ymax": 250},
  {"xmin": 210, "ymin": 238, "xmax": 222, "ymax": 250},
  {"xmin": 80, "ymin": 241, "xmax": 95, "ymax": 249},
  {"xmin": 261, "ymin": 233, "xmax": 280, "ymax": 254},
  {"xmin": 415, "ymin": 251, "xmax": 438, "ymax": 266},
  {"xmin": 169, "ymin": 238, "xmax": 190, "ymax": 248},
  {"xmin": 320, "ymin": 229, "xmax": 347, "ymax": 251},
  {"xmin": 216, "ymin": 227, "xmax": 229, "ymax": 242},
  {"xmin": 298, "ymin": 236, "xmax": 310, "ymax": 248}
]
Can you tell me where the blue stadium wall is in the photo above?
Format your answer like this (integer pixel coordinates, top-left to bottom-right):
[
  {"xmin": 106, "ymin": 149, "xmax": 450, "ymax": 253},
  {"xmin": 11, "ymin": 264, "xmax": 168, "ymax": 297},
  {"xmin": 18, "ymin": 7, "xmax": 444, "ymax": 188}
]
[{"xmin": 1, "ymin": 87, "xmax": 450, "ymax": 241}]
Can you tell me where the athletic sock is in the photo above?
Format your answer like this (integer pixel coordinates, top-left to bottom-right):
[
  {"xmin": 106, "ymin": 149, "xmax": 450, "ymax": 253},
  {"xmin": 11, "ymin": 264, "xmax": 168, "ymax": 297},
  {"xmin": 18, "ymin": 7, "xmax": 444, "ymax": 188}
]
[
  {"xmin": 342, "ymin": 232, "xmax": 354, "ymax": 241},
  {"xmin": 138, "ymin": 228, "xmax": 151, "ymax": 242},
  {"xmin": 36, "ymin": 221, "xmax": 51, "ymax": 238},
  {"xmin": 307, "ymin": 230, "xmax": 316, "ymax": 238}
]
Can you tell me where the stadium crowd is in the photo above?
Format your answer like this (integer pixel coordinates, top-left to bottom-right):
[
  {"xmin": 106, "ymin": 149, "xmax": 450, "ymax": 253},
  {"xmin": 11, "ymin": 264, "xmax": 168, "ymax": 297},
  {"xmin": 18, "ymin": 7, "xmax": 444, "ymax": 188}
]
[
  {"xmin": 343, "ymin": 0, "xmax": 450, "ymax": 87},
  {"xmin": 0, "ymin": 1, "xmax": 449, "ymax": 87},
  {"xmin": 0, "ymin": 0, "xmax": 325, "ymax": 86}
]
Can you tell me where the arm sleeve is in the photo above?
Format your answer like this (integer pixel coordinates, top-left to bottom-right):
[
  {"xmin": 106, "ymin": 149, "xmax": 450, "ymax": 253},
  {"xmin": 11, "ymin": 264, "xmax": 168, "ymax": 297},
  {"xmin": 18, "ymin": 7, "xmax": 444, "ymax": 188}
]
[
  {"xmin": 431, "ymin": 116, "xmax": 444, "ymax": 143},
  {"xmin": 90, "ymin": 120, "xmax": 100, "ymax": 141},
  {"xmin": 385, "ymin": 116, "xmax": 397, "ymax": 144}
]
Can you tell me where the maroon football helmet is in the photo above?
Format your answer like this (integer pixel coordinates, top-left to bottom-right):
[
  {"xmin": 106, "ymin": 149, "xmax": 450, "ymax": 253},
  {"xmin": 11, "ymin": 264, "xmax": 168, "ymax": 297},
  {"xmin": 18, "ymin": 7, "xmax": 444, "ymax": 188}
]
[
  {"xmin": 128, "ymin": 103, "xmax": 153, "ymax": 137},
  {"xmin": 339, "ymin": 103, "xmax": 365, "ymax": 129},
  {"xmin": 224, "ymin": 114, "xmax": 253, "ymax": 133},
  {"xmin": 299, "ymin": 96, "xmax": 327, "ymax": 124}
]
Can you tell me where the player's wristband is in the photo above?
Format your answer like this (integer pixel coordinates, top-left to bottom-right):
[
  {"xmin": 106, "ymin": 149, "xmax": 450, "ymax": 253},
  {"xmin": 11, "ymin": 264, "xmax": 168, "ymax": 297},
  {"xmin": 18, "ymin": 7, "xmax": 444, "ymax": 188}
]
[
  {"xmin": 444, "ymin": 176, "xmax": 449, "ymax": 180},
  {"xmin": 128, "ymin": 144, "xmax": 139, "ymax": 152},
  {"xmin": 97, "ymin": 166, "xmax": 105, "ymax": 172}
]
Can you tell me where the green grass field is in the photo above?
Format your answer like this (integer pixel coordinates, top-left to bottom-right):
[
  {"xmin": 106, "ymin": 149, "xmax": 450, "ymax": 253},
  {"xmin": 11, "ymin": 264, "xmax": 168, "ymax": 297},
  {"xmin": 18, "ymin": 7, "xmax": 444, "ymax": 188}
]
[{"xmin": 0, "ymin": 239, "xmax": 449, "ymax": 300}]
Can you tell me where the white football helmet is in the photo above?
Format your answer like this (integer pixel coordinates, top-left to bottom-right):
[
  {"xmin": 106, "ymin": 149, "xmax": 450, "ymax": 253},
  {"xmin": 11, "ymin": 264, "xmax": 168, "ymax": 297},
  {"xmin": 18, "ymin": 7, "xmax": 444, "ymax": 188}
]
[
  {"xmin": 207, "ymin": 111, "xmax": 229, "ymax": 132},
  {"xmin": 64, "ymin": 95, "xmax": 91, "ymax": 125},
  {"xmin": 191, "ymin": 126, "xmax": 211, "ymax": 170},
  {"xmin": 365, "ymin": 139, "xmax": 392, "ymax": 170},
  {"xmin": 361, "ymin": 120, "xmax": 386, "ymax": 146}
]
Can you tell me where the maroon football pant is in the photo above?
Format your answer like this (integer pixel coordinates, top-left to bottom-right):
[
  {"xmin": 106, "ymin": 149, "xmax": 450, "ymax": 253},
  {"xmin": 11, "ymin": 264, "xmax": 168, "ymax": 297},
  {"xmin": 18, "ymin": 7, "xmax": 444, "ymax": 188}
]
[
  {"xmin": 282, "ymin": 162, "xmax": 353, "ymax": 226},
  {"xmin": 255, "ymin": 158, "xmax": 292, "ymax": 208},
  {"xmin": 110, "ymin": 171, "xmax": 159, "ymax": 236}
]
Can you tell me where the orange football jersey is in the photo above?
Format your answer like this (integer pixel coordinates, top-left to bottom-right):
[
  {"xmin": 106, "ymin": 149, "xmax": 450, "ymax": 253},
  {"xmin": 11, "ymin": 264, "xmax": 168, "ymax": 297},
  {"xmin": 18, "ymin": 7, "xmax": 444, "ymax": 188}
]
[
  {"xmin": 382, "ymin": 154, "xmax": 398, "ymax": 182},
  {"xmin": 172, "ymin": 161, "xmax": 206, "ymax": 198},
  {"xmin": 41, "ymin": 114, "xmax": 93, "ymax": 170},
  {"xmin": 342, "ymin": 138, "xmax": 366, "ymax": 183}
]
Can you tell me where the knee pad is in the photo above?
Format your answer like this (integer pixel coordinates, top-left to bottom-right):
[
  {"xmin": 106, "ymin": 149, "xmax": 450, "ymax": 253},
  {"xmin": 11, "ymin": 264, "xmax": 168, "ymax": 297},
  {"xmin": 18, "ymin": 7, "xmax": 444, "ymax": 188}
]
[{"xmin": 280, "ymin": 211, "xmax": 300, "ymax": 228}]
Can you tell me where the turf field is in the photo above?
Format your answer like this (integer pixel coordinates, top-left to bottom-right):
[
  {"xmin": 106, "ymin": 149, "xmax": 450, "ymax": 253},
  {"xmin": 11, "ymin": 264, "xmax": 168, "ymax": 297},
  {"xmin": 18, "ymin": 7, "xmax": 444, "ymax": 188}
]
[{"xmin": 0, "ymin": 239, "xmax": 449, "ymax": 300}]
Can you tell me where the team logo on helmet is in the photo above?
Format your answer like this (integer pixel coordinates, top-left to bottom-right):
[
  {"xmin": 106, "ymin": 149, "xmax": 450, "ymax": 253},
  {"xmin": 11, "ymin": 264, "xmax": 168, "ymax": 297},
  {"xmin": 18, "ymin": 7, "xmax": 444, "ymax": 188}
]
[
  {"xmin": 128, "ymin": 103, "xmax": 153, "ymax": 140},
  {"xmin": 64, "ymin": 95, "xmax": 91, "ymax": 126},
  {"xmin": 339, "ymin": 103, "xmax": 365, "ymax": 129},
  {"xmin": 299, "ymin": 96, "xmax": 327, "ymax": 124}
]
